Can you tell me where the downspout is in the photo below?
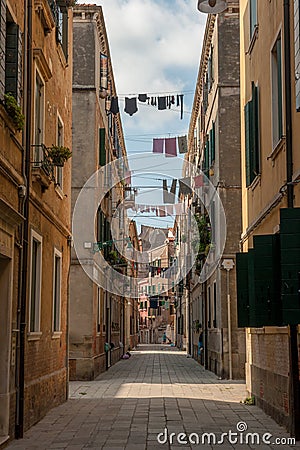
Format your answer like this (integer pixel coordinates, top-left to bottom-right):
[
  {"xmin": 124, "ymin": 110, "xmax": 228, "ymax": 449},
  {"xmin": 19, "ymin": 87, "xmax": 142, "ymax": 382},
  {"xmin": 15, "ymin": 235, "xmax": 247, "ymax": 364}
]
[
  {"xmin": 16, "ymin": 0, "xmax": 32, "ymax": 438},
  {"xmin": 283, "ymin": 0, "xmax": 300, "ymax": 440}
]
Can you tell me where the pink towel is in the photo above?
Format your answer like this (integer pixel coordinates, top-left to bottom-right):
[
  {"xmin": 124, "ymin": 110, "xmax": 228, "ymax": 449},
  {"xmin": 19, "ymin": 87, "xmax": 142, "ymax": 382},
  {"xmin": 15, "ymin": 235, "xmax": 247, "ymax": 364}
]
[
  {"xmin": 165, "ymin": 137, "xmax": 177, "ymax": 157},
  {"xmin": 194, "ymin": 175, "xmax": 203, "ymax": 188},
  {"xmin": 153, "ymin": 138, "xmax": 164, "ymax": 153}
]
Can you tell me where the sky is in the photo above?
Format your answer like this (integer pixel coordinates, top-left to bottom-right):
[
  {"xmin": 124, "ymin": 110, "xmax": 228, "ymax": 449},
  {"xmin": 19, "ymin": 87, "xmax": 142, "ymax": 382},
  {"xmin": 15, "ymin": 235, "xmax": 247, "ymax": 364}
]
[{"xmin": 77, "ymin": 0, "xmax": 206, "ymax": 230}]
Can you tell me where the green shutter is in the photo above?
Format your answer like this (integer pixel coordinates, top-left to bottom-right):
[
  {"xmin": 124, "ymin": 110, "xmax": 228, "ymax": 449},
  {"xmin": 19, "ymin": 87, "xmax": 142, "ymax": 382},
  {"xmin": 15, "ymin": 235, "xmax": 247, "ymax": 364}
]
[
  {"xmin": 277, "ymin": 37, "xmax": 283, "ymax": 139},
  {"xmin": 252, "ymin": 83, "xmax": 260, "ymax": 176},
  {"xmin": 251, "ymin": 235, "xmax": 281, "ymax": 327},
  {"xmin": 236, "ymin": 252, "xmax": 250, "ymax": 327},
  {"xmin": 62, "ymin": 11, "xmax": 68, "ymax": 61},
  {"xmin": 280, "ymin": 208, "xmax": 300, "ymax": 325},
  {"xmin": 245, "ymin": 102, "xmax": 251, "ymax": 186},
  {"xmin": 5, "ymin": 22, "xmax": 21, "ymax": 102},
  {"xmin": 99, "ymin": 128, "xmax": 106, "ymax": 166},
  {"xmin": 211, "ymin": 122, "xmax": 215, "ymax": 163}
]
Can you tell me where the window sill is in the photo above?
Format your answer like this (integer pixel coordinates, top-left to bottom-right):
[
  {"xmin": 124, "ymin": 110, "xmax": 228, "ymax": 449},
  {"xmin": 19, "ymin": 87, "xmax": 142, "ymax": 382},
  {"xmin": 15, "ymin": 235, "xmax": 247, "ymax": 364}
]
[
  {"xmin": 247, "ymin": 174, "xmax": 261, "ymax": 191},
  {"xmin": 246, "ymin": 25, "xmax": 259, "ymax": 56},
  {"xmin": 27, "ymin": 331, "xmax": 42, "ymax": 341},
  {"xmin": 55, "ymin": 184, "xmax": 64, "ymax": 199},
  {"xmin": 51, "ymin": 331, "xmax": 62, "ymax": 339},
  {"xmin": 267, "ymin": 136, "xmax": 285, "ymax": 162}
]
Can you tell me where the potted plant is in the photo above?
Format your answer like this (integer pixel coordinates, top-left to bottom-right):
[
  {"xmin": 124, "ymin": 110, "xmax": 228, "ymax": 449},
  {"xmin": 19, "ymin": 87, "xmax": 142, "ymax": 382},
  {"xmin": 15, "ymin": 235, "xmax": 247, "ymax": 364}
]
[
  {"xmin": 47, "ymin": 145, "xmax": 72, "ymax": 166},
  {"xmin": 4, "ymin": 93, "xmax": 25, "ymax": 131}
]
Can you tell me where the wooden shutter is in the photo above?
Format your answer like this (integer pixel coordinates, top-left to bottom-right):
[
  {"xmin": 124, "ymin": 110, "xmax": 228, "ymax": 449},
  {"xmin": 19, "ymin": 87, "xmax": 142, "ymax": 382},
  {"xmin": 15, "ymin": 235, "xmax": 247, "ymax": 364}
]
[
  {"xmin": 277, "ymin": 36, "xmax": 283, "ymax": 139},
  {"xmin": 5, "ymin": 22, "xmax": 22, "ymax": 103},
  {"xmin": 236, "ymin": 252, "xmax": 250, "ymax": 327},
  {"xmin": 245, "ymin": 102, "xmax": 251, "ymax": 186},
  {"xmin": 252, "ymin": 83, "xmax": 260, "ymax": 176},
  {"xmin": 252, "ymin": 234, "xmax": 281, "ymax": 327},
  {"xmin": 280, "ymin": 208, "xmax": 300, "ymax": 325},
  {"xmin": 62, "ymin": 11, "xmax": 68, "ymax": 61},
  {"xmin": 99, "ymin": 128, "xmax": 106, "ymax": 166},
  {"xmin": 0, "ymin": 0, "xmax": 5, "ymax": 100},
  {"xmin": 211, "ymin": 122, "xmax": 215, "ymax": 163}
]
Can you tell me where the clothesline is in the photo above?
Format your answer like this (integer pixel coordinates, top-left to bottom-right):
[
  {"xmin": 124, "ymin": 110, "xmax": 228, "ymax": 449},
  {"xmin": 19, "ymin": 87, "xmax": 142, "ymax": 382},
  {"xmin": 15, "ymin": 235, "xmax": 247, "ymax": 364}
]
[{"xmin": 108, "ymin": 93, "xmax": 185, "ymax": 119}]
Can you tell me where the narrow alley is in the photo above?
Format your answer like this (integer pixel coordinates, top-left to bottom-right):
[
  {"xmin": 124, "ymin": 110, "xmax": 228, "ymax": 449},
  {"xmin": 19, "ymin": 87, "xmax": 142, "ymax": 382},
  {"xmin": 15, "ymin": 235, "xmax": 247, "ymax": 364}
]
[{"xmin": 6, "ymin": 346, "xmax": 297, "ymax": 450}]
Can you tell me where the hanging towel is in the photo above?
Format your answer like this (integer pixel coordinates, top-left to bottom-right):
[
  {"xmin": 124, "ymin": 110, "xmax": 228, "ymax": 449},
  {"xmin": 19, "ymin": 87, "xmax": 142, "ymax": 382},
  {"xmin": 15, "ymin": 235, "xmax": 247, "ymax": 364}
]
[
  {"xmin": 166, "ymin": 204, "xmax": 174, "ymax": 216},
  {"xmin": 177, "ymin": 135, "xmax": 188, "ymax": 154},
  {"xmin": 179, "ymin": 177, "xmax": 192, "ymax": 196},
  {"xmin": 194, "ymin": 175, "xmax": 204, "ymax": 188},
  {"xmin": 138, "ymin": 94, "xmax": 148, "ymax": 102},
  {"xmin": 158, "ymin": 96, "xmax": 167, "ymax": 110},
  {"xmin": 153, "ymin": 138, "xmax": 164, "ymax": 153},
  {"xmin": 124, "ymin": 97, "xmax": 138, "ymax": 116},
  {"xmin": 174, "ymin": 203, "xmax": 184, "ymax": 215},
  {"xmin": 110, "ymin": 97, "xmax": 119, "ymax": 115},
  {"xmin": 125, "ymin": 171, "xmax": 131, "ymax": 184},
  {"xmin": 163, "ymin": 179, "xmax": 177, "ymax": 204},
  {"xmin": 158, "ymin": 206, "xmax": 166, "ymax": 217},
  {"xmin": 165, "ymin": 137, "xmax": 177, "ymax": 157}
]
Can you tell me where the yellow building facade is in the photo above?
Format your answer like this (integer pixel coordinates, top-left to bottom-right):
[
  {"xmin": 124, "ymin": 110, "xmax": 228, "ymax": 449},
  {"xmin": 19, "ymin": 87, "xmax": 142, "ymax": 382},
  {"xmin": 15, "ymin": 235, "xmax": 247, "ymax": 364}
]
[{"xmin": 239, "ymin": 0, "xmax": 300, "ymax": 436}]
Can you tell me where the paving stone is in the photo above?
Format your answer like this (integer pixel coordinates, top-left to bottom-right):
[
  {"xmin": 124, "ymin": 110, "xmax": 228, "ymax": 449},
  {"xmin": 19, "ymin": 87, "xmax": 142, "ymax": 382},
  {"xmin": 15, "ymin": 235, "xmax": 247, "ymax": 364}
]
[{"xmin": 5, "ymin": 345, "xmax": 298, "ymax": 450}]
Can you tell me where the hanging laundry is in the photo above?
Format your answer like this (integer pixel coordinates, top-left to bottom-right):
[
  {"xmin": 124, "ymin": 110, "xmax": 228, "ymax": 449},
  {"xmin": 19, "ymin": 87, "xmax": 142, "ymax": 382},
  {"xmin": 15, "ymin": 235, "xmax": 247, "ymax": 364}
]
[
  {"xmin": 194, "ymin": 174, "xmax": 204, "ymax": 188},
  {"xmin": 174, "ymin": 203, "xmax": 184, "ymax": 215},
  {"xmin": 179, "ymin": 177, "xmax": 192, "ymax": 196},
  {"xmin": 125, "ymin": 170, "xmax": 131, "ymax": 185},
  {"xmin": 110, "ymin": 97, "xmax": 119, "ymax": 115},
  {"xmin": 166, "ymin": 204, "xmax": 174, "ymax": 216},
  {"xmin": 177, "ymin": 135, "xmax": 188, "ymax": 154},
  {"xmin": 163, "ymin": 179, "xmax": 177, "ymax": 204},
  {"xmin": 179, "ymin": 94, "xmax": 184, "ymax": 120},
  {"xmin": 151, "ymin": 97, "xmax": 157, "ymax": 106},
  {"xmin": 124, "ymin": 97, "xmax": 138, "ymax": 116},
  {"xmin": 138, "ymin": 94, "xmax": 148, "ymax": 102},
  {"xmin": 153, "ymin": 138, "xmax": 164, "ymax": 154},
  {"xmin": 165, "ymin": 137, "xmax": 177, "ymax": 157},
  {"xmin": 158, "ymin": 96, "xmax": 167, "ymax": 110},
  {"xmin": 158, "ymin": 206, "xmax": 166, "ymax": 217}
]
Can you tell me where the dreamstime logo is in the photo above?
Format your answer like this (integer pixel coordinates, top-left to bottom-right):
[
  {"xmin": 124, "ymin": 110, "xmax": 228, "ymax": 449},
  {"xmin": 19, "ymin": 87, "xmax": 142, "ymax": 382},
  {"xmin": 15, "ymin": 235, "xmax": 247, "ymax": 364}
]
[
  {"xmin": 156, "ymin": 422, "xmax": 296, "ymax": 446},
  {"xmin": 72, "ymin": 153, "xmax": 226, "ymax": 297}
]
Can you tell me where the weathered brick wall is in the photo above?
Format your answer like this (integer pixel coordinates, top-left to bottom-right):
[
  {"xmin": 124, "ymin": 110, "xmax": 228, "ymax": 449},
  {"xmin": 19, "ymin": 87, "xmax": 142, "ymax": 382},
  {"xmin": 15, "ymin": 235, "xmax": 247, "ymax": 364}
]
[
  {"xmin": 24, "ymin": 369, "xmax": 67, "ymax": 432},
  {"xmin": 246, "ymin": 329, "xmax": 291, "ymax": 428}
]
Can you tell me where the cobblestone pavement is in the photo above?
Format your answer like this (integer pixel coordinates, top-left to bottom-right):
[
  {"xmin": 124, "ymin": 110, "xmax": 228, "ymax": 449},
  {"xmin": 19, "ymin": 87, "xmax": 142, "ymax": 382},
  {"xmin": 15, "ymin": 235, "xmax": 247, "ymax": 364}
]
[{"xmin": 6, "ymin": 345, "xmax": 299, "ymax": 449}]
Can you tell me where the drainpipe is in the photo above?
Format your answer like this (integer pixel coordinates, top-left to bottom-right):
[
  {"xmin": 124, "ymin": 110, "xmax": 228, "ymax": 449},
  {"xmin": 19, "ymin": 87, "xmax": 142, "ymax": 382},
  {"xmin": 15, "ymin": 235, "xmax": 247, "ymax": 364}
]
[
  {"xmin": 16, "ymin": 0, "xmax": 32, "ymax": 439},
  {"xmin": 283, "ymin": 0, "xmax": 300, "ymax": 440}
]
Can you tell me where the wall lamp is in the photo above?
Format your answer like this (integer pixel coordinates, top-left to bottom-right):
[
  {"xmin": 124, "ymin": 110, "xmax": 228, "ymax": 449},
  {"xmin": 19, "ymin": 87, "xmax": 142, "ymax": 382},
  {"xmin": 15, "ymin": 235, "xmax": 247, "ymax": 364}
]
[{"xmin": 197, "ymin": 0, "xmax": 228, "ymax": 14}]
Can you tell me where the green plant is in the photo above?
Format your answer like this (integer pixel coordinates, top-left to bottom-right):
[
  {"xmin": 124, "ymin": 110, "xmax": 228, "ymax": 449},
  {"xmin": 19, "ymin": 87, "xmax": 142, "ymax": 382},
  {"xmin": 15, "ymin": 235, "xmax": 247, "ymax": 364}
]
[
  {"xmin": 4, "ymin": 93, "xmax": 25, "ymax": 131},
  {"xmin": 47, "ymin": 145, "xmax": 72, "ymax": 166},
  {"xmin": 243, "ymin": 396, "xmax": 255, "ymax": 405}
]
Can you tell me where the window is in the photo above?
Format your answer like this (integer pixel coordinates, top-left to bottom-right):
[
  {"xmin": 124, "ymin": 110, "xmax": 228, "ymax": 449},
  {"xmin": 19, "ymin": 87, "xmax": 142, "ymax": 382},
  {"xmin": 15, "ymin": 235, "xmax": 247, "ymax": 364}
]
[
  {"xmin": 244, "ymin": 82, "xmax": 260, "ymax": 186},
  {"xmin": 271, "ymin": 34, "xmax": 283, "ymax": 146},
  {"xmin": 53, "ymin": 249, "xmax": 62, "ymax": 332},
  {"xmin": 33, "ymin": 70, "xmax": 45, "ymax": 163},
  {"xmin": 250, "ymin": 0, "xmax": 257, "ymax": 38},
  {"xmin": 4, "ymin": 11, "xmax": 22, "ymax": 104},
  {"xmin": 97, "ymin": 287, "xmax": 103, "ymax": 334},
  {"xmin": 55, "ymin": 4, "xmax": 68, "ymax": 60},
  {"xmin": 213, "ymin": 282, "xmax": 217, "ymax": 328},
  {"xmin": 56, "ymin": 116, "xmax": 64, "ymax": 188},
  {"xmin": 29, "ymin": 231, "xmax": 42, "ymax": 332},
  {"xmin": 207, "ymin": 46, "xmax": 214, "ymax": 92},
  {"xmin": 294, "ymin": 0, "xmax": 300, "ymax": 111},
  {"xmin": 207, "ymin": 285, "xmax": 211, "ymax": 328}
]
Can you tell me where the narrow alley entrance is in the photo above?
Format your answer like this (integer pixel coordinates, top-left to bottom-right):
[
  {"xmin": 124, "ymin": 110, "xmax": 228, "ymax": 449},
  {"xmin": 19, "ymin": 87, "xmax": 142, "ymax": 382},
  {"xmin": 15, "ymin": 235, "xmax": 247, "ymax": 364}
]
[{"xmin": 6, "ymin": 346, "xmax": 296, "ymax": 450}]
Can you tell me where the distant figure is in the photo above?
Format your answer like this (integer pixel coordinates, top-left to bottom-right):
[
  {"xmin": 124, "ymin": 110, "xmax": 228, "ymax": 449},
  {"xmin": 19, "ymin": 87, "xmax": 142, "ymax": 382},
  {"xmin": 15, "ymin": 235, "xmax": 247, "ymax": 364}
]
[
  {"xmin": 198, "ymin": 332, "xmax": 204, "ymax": 356},
  {"xmin": 162, "ymin": 332, "xmax": 167, "ymax": 344}
]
